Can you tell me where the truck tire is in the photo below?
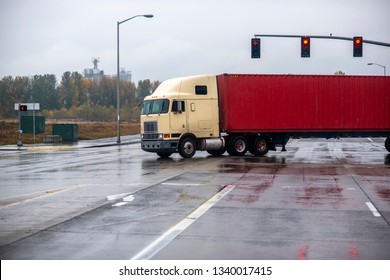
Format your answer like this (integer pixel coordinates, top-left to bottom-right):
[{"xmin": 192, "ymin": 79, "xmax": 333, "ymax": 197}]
[
  {"xmin": 227, "ymin": 136, "xmax": 248, "ymax": 156},
  {"xmin": 386, "ymin": 137, "xmax": 390, "ymax": 152},
  {"xmin": 249, "ymin": 136, "xmax": 269, "ymax": 156},
  {"xmin": 179, "ymin": 137, "xmax": 196, "ymax": 158},
  {"xmin": 157, "ymin": 152, "xmax": 172, "ymax": 158}
]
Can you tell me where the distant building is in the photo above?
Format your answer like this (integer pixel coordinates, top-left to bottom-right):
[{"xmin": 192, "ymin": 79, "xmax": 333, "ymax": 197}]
[
  {"xmin": 83, "ymin": 57, "xmax": 132, "ymax": 83},
  {"xmin": 118, "ymin": 68, "xmax": 132, "ymax": 82},
  {"xmin": 84, "ymin": 57, "xmax": 104, "ymax": 82}
]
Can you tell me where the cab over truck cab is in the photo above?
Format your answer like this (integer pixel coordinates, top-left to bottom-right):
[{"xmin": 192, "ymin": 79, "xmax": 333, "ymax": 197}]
[{"xmin": 141, "ymin": 75, "xmax": 224, "ymax": 158}]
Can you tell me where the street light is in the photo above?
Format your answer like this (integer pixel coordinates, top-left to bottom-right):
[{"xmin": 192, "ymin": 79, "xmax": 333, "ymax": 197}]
[
  {"xmin": 117, "ymin": 14, "xmax": 153, "ymax": 144},
  {"xmin": 367, "ymin": 62, "xmax": 386, "ymax": 76}
]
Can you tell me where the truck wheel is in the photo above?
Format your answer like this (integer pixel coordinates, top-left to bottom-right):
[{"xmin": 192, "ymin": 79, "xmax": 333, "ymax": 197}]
[
  {"xmin": 250, "ymin": 136, "xmax": 269, "ymax": 156},
  {"xmin": 227, "ymin": 136, "xmax": 248, "ymax": 156},
  {"xmin": 179, "ymin": 137, "xmax": 196, "ymax": 158},
  {"xmin": 385, "ymin": 137, "xmax": 390, "ymax": 152},
  {"xmin": 157, "ymin": 152, "xmax": 172, "ymax": 158}
]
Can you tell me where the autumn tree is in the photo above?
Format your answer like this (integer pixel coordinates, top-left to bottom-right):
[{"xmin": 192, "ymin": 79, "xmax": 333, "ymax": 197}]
[{"xmin": 136, "ymin": 80, "xmax": 160, "ymax": 103}]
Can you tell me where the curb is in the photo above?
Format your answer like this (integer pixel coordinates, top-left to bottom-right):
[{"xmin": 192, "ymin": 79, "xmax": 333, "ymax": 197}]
[{"xmin": 0, "ymin": 138, "xmax": 141, "ymax": 151}]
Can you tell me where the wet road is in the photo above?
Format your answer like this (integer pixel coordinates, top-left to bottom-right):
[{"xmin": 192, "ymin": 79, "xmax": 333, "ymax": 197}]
[{"xmin": 0, "ymin": 137, "xmax": 389, "ymax": 259}]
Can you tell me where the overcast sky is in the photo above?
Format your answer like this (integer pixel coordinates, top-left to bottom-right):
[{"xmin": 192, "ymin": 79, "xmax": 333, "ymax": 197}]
[{"xmin": 1, "ymin": 0, "xmax": 389, "ymax": 82}]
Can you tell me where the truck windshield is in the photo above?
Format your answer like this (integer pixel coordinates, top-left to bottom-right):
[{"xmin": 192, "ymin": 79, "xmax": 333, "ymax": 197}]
[{"xmin": 141, "ymin": 99, "xmax": 170, "ymax": 115}]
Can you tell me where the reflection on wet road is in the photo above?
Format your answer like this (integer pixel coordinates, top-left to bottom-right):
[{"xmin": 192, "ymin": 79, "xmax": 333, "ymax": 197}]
[{"xmin": 0, "ymin": 138, "xmax": 389, "ymax": 259}]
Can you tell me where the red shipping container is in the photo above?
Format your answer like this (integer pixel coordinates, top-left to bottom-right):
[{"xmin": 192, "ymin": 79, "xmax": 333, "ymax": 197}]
[{"xmin": 217, "ymin": 74, "xmax": 390, "ymax": 133}]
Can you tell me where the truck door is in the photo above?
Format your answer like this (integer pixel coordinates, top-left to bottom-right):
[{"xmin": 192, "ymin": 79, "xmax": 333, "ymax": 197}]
[{"xmin": 170, "ymin": 100, "xmax": 188, "ymax": 135}]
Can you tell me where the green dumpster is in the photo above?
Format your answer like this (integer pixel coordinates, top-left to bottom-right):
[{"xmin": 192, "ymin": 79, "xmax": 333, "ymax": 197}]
[
  {"xmin": 21, "ymin": 116, "xmax": 45, "ymax": 134},
  {"xmin": 52, "ymin": 124, "xmax": 78, "ymax": 141}
]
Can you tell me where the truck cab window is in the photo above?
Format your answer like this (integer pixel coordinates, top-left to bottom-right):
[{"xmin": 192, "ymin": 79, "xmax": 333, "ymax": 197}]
[
  {"xmin": 141, "ymin": 99, "xmax": 169, "ymax": 115},
  {"xmin": 172, "ymin": 100, "xmax": 185, "ymax": 113},
  {"xmin": 195, "ymin": 85, "xmax": 207, "ymax": 95}
]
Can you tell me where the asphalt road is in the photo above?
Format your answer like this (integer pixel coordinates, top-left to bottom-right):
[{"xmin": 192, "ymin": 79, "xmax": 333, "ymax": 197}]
[{"xmin": 0, "ymin": 137, "xmax": 389, "ymax": 259}]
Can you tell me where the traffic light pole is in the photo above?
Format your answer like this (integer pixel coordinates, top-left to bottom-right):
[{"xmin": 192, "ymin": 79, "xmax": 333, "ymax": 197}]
[
  {"xmin": 17, "ymin": 102, "xmax": 23, "ymax": 147},
  {"xmin": 253, "ymin": 34, "xmax": 390, "ymax": 47}
]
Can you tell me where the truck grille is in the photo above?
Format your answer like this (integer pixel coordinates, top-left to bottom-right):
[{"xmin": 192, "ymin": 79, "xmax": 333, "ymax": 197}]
[
  {"xmin": 144, "ymin": 121, "xmax": 157, "ymax": 132},
  {"xmin": 142, "ymin": 133, "xmax": 160, "ymax": 140}
]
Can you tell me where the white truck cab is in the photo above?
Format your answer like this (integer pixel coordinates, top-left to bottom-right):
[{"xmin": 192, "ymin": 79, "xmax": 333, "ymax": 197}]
[{"xmin": 140, "ymin": 75, "xmax": 223, "ymax": 158}]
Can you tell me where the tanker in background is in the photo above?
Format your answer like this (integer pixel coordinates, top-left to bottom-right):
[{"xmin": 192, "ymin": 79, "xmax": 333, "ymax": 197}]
[{"xmin": 140, "ymin": 74, "xmax": 390, "ymax": 158}]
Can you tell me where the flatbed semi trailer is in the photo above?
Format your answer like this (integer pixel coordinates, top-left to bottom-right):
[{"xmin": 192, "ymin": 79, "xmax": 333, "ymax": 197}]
[{"xmin": 141, "ymin": 74, "xmax": 390, "ymax": 158}]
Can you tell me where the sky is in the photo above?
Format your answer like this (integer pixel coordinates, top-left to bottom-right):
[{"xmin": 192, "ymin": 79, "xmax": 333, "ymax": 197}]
[{"xmin": 1, "ymin": 0, "xmax": 389, "ymax": 83}]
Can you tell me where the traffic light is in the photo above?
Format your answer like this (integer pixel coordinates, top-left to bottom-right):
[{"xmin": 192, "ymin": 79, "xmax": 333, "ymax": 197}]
[
  {"xmin": 353, "ymin": 36, "xmax": 363, "ymax": 57},
  {"xmin": 301, "ymin": 36, "xmax": 310, "ymax": 57},
  {"xmin": 19, "ymin": 105, "xmax": 28, "ymax": 111},
  {"xmin": 251, "ymin": 38, "xmax": 261, "ymax": 58}
]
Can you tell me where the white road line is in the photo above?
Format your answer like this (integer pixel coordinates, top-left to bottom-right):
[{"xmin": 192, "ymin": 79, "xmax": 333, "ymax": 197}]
[
  {"xmin": 367, "ymin": 138, "xmax": 374, "ymax": 143},
  {"xmin": 161, "ymin": 183, "xmax": 201, "ymax": 186},
  {"xmin": 107, "ymin": 193, "xmax": 132, "ymax": 201},
  {"xmin": 123, "ymin": 195, "xmax": 135, "ymax": 202},
  {"xmin": 112, "ymin": 202, "xmax": 128, "ymax": 207},
  {"xmin": 0, "ymin": 185, "xmax": 83, "ymax": 209},
  {"xmin": 131, "ymin": 184, "xmax": 236, "ymax": 260},
  {"xmin": 366, "ymin": 202, "xmax": 381, "ymax": 217}
]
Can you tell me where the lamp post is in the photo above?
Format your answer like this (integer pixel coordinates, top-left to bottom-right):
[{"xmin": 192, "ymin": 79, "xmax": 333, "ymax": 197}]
[
  {"xmin": 367, "ymin": 62, "xmax": 386, "ymax": 76},
  {"xmin": 117, "ymin": 14, "xmax": 153, "ymax": 144}
]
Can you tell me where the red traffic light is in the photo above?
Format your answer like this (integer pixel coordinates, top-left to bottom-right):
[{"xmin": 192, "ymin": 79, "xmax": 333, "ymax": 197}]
[
  {"xmin": 19, "ymin": 105, "xmax": 28, "ymax": 111},
  {"xmin": 251, "ymin": 38, "xmax": 261, "ymax": 58},
  {"xmin": 301, "ymin": 36, "xmax": 310, "ymax": 58},
  {"xmin": 353, "ymin": 36, "xmax": 363, "ymax": 57}
]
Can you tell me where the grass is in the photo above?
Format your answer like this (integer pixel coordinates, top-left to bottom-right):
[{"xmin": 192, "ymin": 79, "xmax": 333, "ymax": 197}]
[{"xmin": 0, "ymin": 120, "xmax": 140, "ymax": 145}]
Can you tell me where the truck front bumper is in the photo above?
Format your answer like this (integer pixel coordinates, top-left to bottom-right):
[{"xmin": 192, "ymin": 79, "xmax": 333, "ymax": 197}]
[{"xmin": 141, "ymin": 140, "xmax": 179, "ymax": 153}]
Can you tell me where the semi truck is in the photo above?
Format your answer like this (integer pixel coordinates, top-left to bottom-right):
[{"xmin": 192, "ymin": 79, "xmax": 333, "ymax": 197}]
[{"xmin": 140, "ymin": 74, "xmax": 390, "ymax": 158}]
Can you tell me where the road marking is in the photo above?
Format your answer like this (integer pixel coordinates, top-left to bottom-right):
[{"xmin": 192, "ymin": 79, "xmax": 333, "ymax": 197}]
[
  {"xmin": 366, "ymin": 202, "xmax": 381, "ymax": 217},
  {"xmin": 27, "ymin": 146, "xmax": 75, "ymax": 151},
  {"xmin": 161, "ymin": 183, "xmax": 201, "ymax": 186},
  {"xmin": 110, "ymin": 194, "xmax": 135, "ymax": 206},
  {"xmin": 0, "ymin": 185, "xmax": 82, "ymax": 209},
  {"xmin": 367, "ymin": 138, "xmax": 374, "ymax": 143},
  {"xmin": 107, "ymin": 193, "xmax": 132, "ymax": 201},
  {"xmin": 131, "ymin": 184, "xmax": 236, "ymax": 260},
  {"xmin": 123, "ymin": 195, "xmax": 135, "ymax": 202},
  {"xmin": 112, "ymin": 202, "xmax": 128, "ymax": 207}
]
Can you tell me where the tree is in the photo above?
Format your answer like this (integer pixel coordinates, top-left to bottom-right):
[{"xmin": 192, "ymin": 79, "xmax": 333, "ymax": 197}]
[
  {"xmin": 59, "ymin": 71, "xmax": 72, "ymax": 108},
  {"xmin": 12, "ymin": 76, "xmax": 32, "ymax": 103},
  {"xmin": 0, "ymin": 76, "xmax": 14, "ymax": 118},
  {"xmin": 151, "ymin": 80, "xmax": 161, "ymax": 93},
  {"xmin": 31, "ymin": 74, "xmax": 59, "ymax": 110},
  {"xmin": 0, "ymin": 72, "xmax": 155, "ymax": 120},
  {"xmin": 136, "ymin": 79, "xmax": 152, "ymax": 103},
  {"xmin": 120, "ymin": 80, "xmax": 136, "ymax": 108}
]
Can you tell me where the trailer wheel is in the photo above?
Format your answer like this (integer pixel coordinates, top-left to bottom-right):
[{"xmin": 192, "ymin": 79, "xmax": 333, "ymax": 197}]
[
  {"xmin": 227, "ymin": 136, "xmax": 248, "ymax": 156},
  {"xmin": 179, "ymin": 137, "xmax": 196, "ymax": 158},
  {"xmin": 250, "ymin": 136, "xmax": 269, "ymax": 156},
  {"xmin": 385, "ymin": 137, "xmax": 390, "ymax": 152},
  {"xmin": 157, "ymin": 152, "xmax": 172, "ymax": 158}
]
